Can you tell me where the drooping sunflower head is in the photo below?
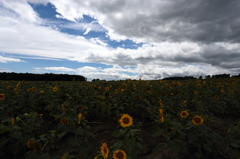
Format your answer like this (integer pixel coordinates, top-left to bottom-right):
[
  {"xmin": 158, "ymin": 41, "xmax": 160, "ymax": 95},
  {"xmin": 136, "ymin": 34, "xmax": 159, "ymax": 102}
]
[
  {"xmin": 192, "ymin": 116, "xmax": 204, "ymax": 125},
  {"xmin": 11, "ymin": 118, "xmax": 15, "ymax": 125},
  {"xmin": 180, "ymin": 111, "xmax": 189, "ymax": 118},
  {"xmin": 119, "ymin": 114, "xmax": 133, "ymax": 127},
  {"xmin": 100, "ymin": 143, "xmax": 109, "ymax": 159},
  {"xmin": 0, "ymin": 94, "xmax": 5, "ymax": 100},
  {"xmin": 113, "ymin": 150, "xmax": 127, "ymax": 159}
]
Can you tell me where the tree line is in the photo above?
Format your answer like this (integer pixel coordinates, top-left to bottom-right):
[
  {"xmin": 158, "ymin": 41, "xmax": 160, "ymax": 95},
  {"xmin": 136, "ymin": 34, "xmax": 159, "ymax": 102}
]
[
  {"xmin": 0, "ymin": 72, "xmax": 87, "ymax": 81},
  {"xmin": 161, "ymin": 73, "xmax": 240, "ymax": 80}
]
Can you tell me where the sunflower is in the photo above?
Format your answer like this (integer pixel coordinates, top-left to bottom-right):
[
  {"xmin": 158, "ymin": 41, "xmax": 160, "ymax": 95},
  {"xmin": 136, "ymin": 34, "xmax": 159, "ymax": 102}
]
[
  {"xmin": 113, "ymin": 150, "xmax": 127, "ymax": 159},
  {"xmin": 159, "ymin": 109, "xmax": 164, "ymax": 123},
  {"xmin": 100, "ymin": 143, "xmax": 109, "ymax": 159},
  {"xmin": 7, "ymin": 86, "xmax": 12, "ymax": 89},
  {"xmin": 119, "ymin": 114, "xmax": 133, "ymax": 127},
  {"xmin": 115, "ymin": 89, "xmax": 119, "ymax": 94},
  {"xmin": 192, "ymin": 116, "xmax": 204, "ymax": 125},
  {"xmin": 220, "ymin": 89, "xmax": 224, "ymax": 93},
  {"xmin": 105, "ymin": 87, "xmax": 110, "ymax": 91},
  {"xmin": 214, "ymin": 95, "xmax": 219, "ymax": 99},
  {"xmin": 27, "ymin": 140, "xmax": 37, "ymax": 152},
  {"xmin": 0, "ymin": 94, "xmax": 5, "ymax": 100},
  {"xmin": 11, "ymin": 118, "xmax": 15, "ymax": 125},
  {"xmin": 32, "ymin": 87, "xmax": 36, "ymax": 91},
  {"xmin": 60, "ymin": 118, "xmax": 70, "ymax": 125},
  {"xmin": 78, "ymin": 113, "xmax": 82, "ymax": 124},
  {"xmin": 52, "ymin": 87, "xmax": 57, "ymax": 91},
  {"xmin": 180, "ymin": 111, "xmax": 189, "ymax": 118}
]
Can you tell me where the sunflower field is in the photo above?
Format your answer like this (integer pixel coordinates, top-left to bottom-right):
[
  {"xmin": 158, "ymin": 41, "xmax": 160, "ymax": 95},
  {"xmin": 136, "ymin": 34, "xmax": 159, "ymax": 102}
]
[{"xmin": 0, "ymin": 78, "xmax": 240, "ymax": 159}]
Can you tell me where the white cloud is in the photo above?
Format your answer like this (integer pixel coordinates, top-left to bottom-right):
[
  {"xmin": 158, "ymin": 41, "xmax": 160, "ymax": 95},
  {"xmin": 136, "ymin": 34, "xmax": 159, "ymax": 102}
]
[
  {"xmin": 49, "ymin": 0, "xmax": 240, "ymax": 43},
  {"xmin": 44, "ymin": 67, "xmax": 75, "ymax": 72},
  {"xmin": 0, "ymin": 0, "xmax": 42, "ymax": 23},
  {"xmin": 0, "ymin": 11, "xmax": 110, "ymax": 60},
  {"xmin": 0, "ymin": 55, "xmax": 24, "ymax": 63},
  {"xmin": 1, "ymin": 0, "xmax": 240, "ymax": 80}
]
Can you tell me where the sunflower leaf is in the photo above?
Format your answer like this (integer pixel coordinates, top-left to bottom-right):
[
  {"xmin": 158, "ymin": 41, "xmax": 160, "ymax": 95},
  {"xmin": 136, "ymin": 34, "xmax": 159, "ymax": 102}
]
[
  {"xmin": 166, "ymin": 140, "xmax": 180, "ymax": 154},
  {"xmin": 125, "ymin": 136, "xmax": 136, "ymax": 148},
  {"xmin": 111, "ymin": 130, "xmax": 121, "ymax": 137},
  {"xmin": 152, "ymin": 128, "xmax": 164, "ymax": 138},
  {"xmin": 110, "ymin": 141, "xmax": 123, "ymax": 151}
]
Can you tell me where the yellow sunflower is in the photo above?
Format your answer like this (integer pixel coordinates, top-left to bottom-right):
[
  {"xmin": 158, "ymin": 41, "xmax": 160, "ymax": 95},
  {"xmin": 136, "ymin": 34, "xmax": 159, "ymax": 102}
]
[
  {"xmin": 113, "ymin": 150, "xmax": 127, "ymax": 159},
  {"xmin": 7, "ymin": 86, "xmax": 12, "ymax": 89},
  {"xmin": 32, "ymin": 87, "xmax": 36, "ymax": 91},
  {"xmin": 159, "ymin": 109, "xmax": 164, "ymax": 123},
  {"xmin": 52, "ymin": 87, "xmax": 57, "ymax": 91},
  {"xmin": 0, "ymin": 94, "xmax": 5, "ymax": 100},
  {"xmin": 105, "ymin": 87, "xmax": 110, "ymax": 91},
  {"xmin": 119, "ymin": 114, "xmax": 133, "ymax": 127},
  {"xmin": 78, "ymin": 113, "xmax": 82, "ymax": 124},
  {"xmin": 192, "ymin": 116, "xmax": 204, "ymax": 125},
  {"xmin": 180, "ymin": 111, "xmax": 189, "ymax": 118},
  {"xmin": 100, "ymin": 143, "xmax": 109, "ymax": 159}
]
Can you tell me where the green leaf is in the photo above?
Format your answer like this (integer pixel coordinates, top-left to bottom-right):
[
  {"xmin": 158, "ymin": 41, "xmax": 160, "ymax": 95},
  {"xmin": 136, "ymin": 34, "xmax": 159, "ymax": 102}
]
[
  {"xmin": 194, "ymin": 152, "xmax": 202, "ymax": 158},
  {"xmin": 188, "ymin": 133, "xmax": 198, "ymax": 143},
  {"xmin": 125, "ymin": 136, "xmax": 136, "ymax": 148},
  {"xmin": 162, "ymin": 154, "xmax": 172, "ymax": 159},
  {"xmin": 203, "ymin": 143, "xmax": 212, "ymax": 152},
  {"xmin": 177, "ymin": 130, "xmax": 187, "ymax": 139},
  {"xmin": 111, "ymin": 129, "xmax": 121, "ymax": 137},
  {"xmin": 37, "ymin": 153, "xmax": 50, "ymax": 159},
  {"xmin": 129, "ymin": 151, "xmax": 137, "ymax": 159},
  {"xmin": 166, "ymin": 140, "xmax": 180, "ymax": 153},
  {"xmin": 129, "ymin": 129, "xmax": 141, "ymax": 132},
  {"xmin": 0, "ymin": 127, "xmax": 9, "ymax": 134},
  {"xmin": 119, "ymin": 128, "xmax": 127, "ymax": 135},
  {"xmin": 170, "ymin": 121, "xmax": 182, "ymax": 128},
  {"xmin": 208, "ymin": 133, "xmax": 224, "ymax": 143},
  {"xmin": 230, "ymin": 142, "xmax": 239, "ymax": 148},
  {"xmin": 152, "ymin": 128, "xmax": 164, "ymax": 138},
  {"xmin": 58, "ymin": 130, "xmax": 68, "ymax": 139},
  {"xmin": 68, "ymin": 137, "xmax": 78, "ymax": 146},
  {"xmin": 76, "ymin": 127, "xmax": 83, "ymax": 135},
  {"xmin": 137, "ymin": 142, "xmax": 147, "ymax": 150},
  {"xmin": 158, "ymin": 143, "xmax": 165, "ymax": 149},
  {"xmin": 0, "ymin": 137, "xmax": 9, "ymax": 148},
  {"xmin": 179, "ymin": 143, "xmax": 189, "ymax": 154},
  {"xmin": 110, "ymin": 141, "xmax": 123, "ymax": 151}
]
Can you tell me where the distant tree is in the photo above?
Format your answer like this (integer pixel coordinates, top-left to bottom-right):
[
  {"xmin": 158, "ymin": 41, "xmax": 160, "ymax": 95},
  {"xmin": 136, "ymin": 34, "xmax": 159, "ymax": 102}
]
[{"xmin": 205, "ymin": 75, "xmax": 211, "ymax": 79}]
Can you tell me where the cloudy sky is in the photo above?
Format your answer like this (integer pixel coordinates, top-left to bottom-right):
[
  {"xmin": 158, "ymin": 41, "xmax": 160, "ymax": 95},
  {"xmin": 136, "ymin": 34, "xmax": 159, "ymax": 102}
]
[{"xmin": 1, "ymin": 0, "xmax": 240, "ymax": 81}]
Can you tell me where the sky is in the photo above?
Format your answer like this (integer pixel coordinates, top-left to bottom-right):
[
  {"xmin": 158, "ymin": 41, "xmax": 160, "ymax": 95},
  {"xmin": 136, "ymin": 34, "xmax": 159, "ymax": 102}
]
[{"xmin": 0, "ymin": 0, "xmax": 240, "ymax": 81}]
